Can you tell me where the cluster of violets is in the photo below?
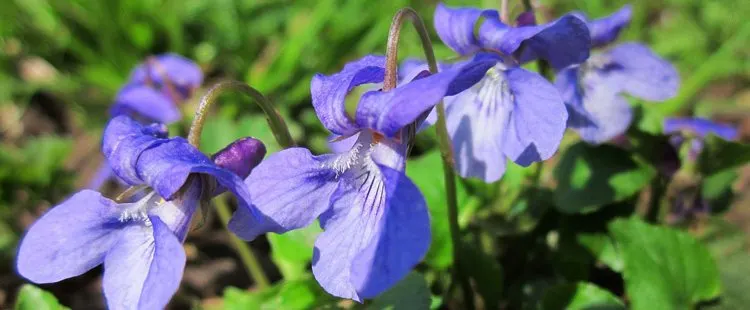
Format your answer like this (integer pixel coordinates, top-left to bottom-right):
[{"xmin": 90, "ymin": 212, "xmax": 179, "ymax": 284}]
[{"xmin": 14, "ymin": 3, "xmax": 739, "ymax": 309}]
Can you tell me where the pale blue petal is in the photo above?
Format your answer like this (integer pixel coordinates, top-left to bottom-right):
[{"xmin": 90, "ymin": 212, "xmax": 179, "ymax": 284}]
[
  {"xmin": 103, "ymin": 216, "xmax": 185, "ymax": 310},
  {"xmin": 502, "ymin": 67, "xmax": 567, "ymax": 165},
  {"xmin": 235, "ymin": 148, "xmax": 338, "ymax": 240},
  {"xmin": 311, "ymin": 55, "xmax": 386, "ymax": 135},
  {"xmin": 312, "ymin": 164, "xmax": 428, "ymax": 301},
  {"xmin": 605, "ymin": 43, "xmax": 679, "ymax": 101},
  {"xmin": 17, "ymin": 190, "xmax": 122, "ymax": 283}
]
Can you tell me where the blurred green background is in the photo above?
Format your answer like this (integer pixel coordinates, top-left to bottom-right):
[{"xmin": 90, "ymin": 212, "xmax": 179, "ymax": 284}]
[{"xmin": 1, "ymin": 0, "xmax": 748, "ymax": 309}]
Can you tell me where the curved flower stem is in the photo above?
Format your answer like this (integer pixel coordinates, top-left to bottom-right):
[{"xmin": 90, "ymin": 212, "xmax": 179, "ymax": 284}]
[
  {"xmin": 521, "ymin": 0, "xmax": 533, "ymax": 11},
  {"xmin": 500, "ymin": 0, "xmax": 510, "ymax": 23},
  {"xmin": 188, "ymin": 80, "xmax": 295, "ymax": 150},
  {"xmin": 214, "ymin": 195, "xmax": 270, "ymax": 289},
  {"xmin": 186, "ymin": 81, "xmax": 291, "ymax": 290},
  {"xmin": 384, "ymin": 8, "xmax": 475, "ymax": 309}
]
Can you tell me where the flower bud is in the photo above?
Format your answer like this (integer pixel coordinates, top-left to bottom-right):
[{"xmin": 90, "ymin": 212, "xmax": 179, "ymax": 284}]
[{"xmin": 211, "ymin": 137, "xmax": 267, "ymax": 179}]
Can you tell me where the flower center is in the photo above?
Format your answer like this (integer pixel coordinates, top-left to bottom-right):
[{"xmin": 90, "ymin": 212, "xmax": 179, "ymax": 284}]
[
  {"xmin": 475, "ymin": 65, "xmax": 512, "ymax": 112},
  {"xmin": 324, "ymin": 131, "xmax": 380, "ymax": 177},
  {"xmin": 118, "ymin": 191, "xmax": 163, "ymax": 225}
]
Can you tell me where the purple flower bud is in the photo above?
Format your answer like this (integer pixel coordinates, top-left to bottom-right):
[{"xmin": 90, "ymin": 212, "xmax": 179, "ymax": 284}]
[
  {"xmin": 211, "ymin": 137, "xmax": 267, "ymax": 179},
  {"xmin": 515, "ymin": 11, "xmax": 537, "ymax": 27}
]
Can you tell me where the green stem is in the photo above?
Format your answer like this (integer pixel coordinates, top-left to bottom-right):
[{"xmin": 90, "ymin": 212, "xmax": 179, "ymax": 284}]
[
  {"xmin": 188, "ymin": 80, "xmax": 295, "ymax": 150},
  {"xmin": 383, "ymin": 7, "xmax": 474, "ymax": 309},
  {"xmin": 186, "ymin": 81, "xmax": 294, "ymax": 290},
  {"xmin": 521, "ymin": 0, "xmax": 532, "ymax": 11},
  {"xmin": 500, "ymin": 0, "xmax": 510, "ymax": 23},
  {"xmin": 214, "ymin": 196, "xmax": 271, "ymax": 289}
]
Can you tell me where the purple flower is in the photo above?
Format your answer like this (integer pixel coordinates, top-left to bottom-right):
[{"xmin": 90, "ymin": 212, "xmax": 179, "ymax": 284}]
[
  {"xmin": 663, "ymin": 117, "xmax": 737, "ymax": 161},
  {"xmin": 433, "ymin": 3, "xmax": 591, "ymax": 182},
  {"xmin": 234, "ymin": 55, "xmax": 491, "ymax": 301},
  {"xmin": 435, "ymin": 3, "xmax": 590, "ymax": 69},
  {"xmin": 92, "ymin": 54, "xmax": 204, "ymax": 190},
  {"xmin": 661, "ymin": 118, "xmax": 736, "ymax": 223},
  {"xmin": 128, "ymin": 53, "xmax": 204, "ymax": 101},
  {"xmin": 557, "ymin": 5, "xmax": 680, "ymax": 144},
  {"xmin": 17, "ymin": 116, "xmax": 265, "ymax": 309},
  {"xmin": 110, "ymin": 53, "xmax": 203, "ymax": 125},
  {"xmin": 663, "ymin": 117, "xmax": 738, "ymax": 141}
]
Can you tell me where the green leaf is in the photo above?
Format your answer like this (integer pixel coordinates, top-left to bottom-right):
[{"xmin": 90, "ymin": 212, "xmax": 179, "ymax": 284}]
[
  {"xmin": 609, "ymin": 218, "xmax": 721, "ymax": 309},
  {"xmin": 699, "ymin": 219, "xmax": 750, "ymax": 310},
  {"xmin": 405, "ymin": 151, "xmax": 469, "ymax": 270},
  {"xmin": 221, "ymin": 277, "xmax": 333, "ymax": 310},
  {"xmin": 15, "ymin": 284, "xmax": 70, "ymax": 310},
  {"xmin": 367, "ymin": 272, "xmax": 431, "ymax": 310},
  {"xmin": 262, "ymin": 278, "xmax": 333, "ymax": 310},
  {"xmin": 462, "ymin": 243, "xmax": 503, "ymax": 309},
  {"xmin": 577, "ymin": 233, "xmax": 623, "ymax": 272},
  {"xmin": 542, "ymin": 282, "xmax": 625, "ymax": 310},
  {"xmin": 554, "ymin": 143, "xmax": 656, "ymax": 213},
  {"xmin": 698, "ymin": 134, "xmax": 750, "ymax": 175},
  {"xmin": 222, "ymin": 286, "xmax": 278, "ymax": 310},
  {"xmin": 267, "ymin": 224, "xmax": 321, "ymax": 280}
]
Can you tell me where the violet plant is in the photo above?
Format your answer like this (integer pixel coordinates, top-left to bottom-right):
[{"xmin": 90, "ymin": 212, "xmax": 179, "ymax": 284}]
[{"xmin": 13, "ymin": 1, "xmax": 748, "ymax": 309}]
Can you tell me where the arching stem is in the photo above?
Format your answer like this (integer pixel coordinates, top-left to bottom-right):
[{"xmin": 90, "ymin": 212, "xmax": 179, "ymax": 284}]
[
  {"xmin": 384, "ymin": 8, "xmax": 475, "ymax": 309},
  {"xmin": 500, "ymin": 0, "xmax": 510, "ymax": 23},
  {"xmin": 188, "ymin": 80, "xmax": 295, "ymax": 150},
  {"xmin": 186, "ymin": 80, "xmax": 294, "ymax": 289}
]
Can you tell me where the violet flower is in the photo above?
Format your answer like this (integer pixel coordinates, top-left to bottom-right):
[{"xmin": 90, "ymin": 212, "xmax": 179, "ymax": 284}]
[
  {"xmin": 664, "ymin": 117, "xmax": 738, "ymax": 161},
  {"xmin": 556, "ymin": 5, "xmax": 680, "ymax": 144},
  {"xmin": 110, "ymin": 53, "xmax": 203, "ymax": 125},
  {"xmin": 90, "ymin": 54, "xmax": 204, "ymax": 190},
  {"xmin": 432, "ymin": 3, "xmax": 591, "ymax": 182},
  {"xmin": 232, "ymin": 55, "xmax": 491, "ymax": 301},
  {"xmin": 17, "ymin": 116, "xmax": 265, "ymax": 309},
  {"xmin": 662, "ymin": 117, "xmax": 737, "ymax": 223}
]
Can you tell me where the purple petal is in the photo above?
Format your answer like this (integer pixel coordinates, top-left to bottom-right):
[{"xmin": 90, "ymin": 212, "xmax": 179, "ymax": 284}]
[
  {"xmin": 444, "ymin": 77, "xmax": 509, "ymax": 182},
  {"xmin": 355, "ymin": 59, "xmax": 495, "ymax": 137},
  {"xmin": 516, "ymin": 11, "xmax": 537, "ymax": 27},
  {"xmin": 150, "ymin": 180, "xmax": 202, "ymax": 241},
  {"xmin": 103, "ymin": 216, "xmax": 185, "ymax": 310},
  {"xmin": 311, "ymin": 55, "xmax": 386, "ymax": 135},
  {"xmin": 605, "ymin": 43, "xmax": 679, "ymax": 101},
  {"xmin": 110, "ymin": 84, "xmax": 181, "ymax": 124},
  {"xmin": 17, "ymin": 190, "xmax": 122, "ymax": 283},
  {"xmin": 481, "ymin": 14, "xmax": 591, "ymax": 69},
  {"xmin": 133, "ymin": 137, "xmax": 214, "ymax": 199},
  {"xmin": 102, "ymin": 116, "xmax": 169, "ymax": 185},
  {"xmin": 328, "ymin": 133, "xmax": 360, "ymax": 153},
  {"xmin": 398, "ymin": 59, "xmax": 429, "ymax": 82},
  {"xmin": 349, "ymin": 166, "xmax": 430, "ymax": 299},
  {"xmin": 434, "ymin": 3, "xmax": 500, "ymax": 56},
  {"xmin": 369, "ymin": 132, "xmax": 408, "ymax": 172},
  {"xmin": 312, "ymin": 165, "xmax": 429, "ymax": 301},
  {"xmin": 663, "ymin": 117, "xmax": 738, "ymax": 141},
  {"xmin": 134, "ymin": 138, "xmax": 263, "ymax": 235},
  {"xmin": 129, "ymin": 53, "xmax": 203, "ymax": 99},
  {"xmin": 233, "ymin": 148, "xmax": 338, "ymax": 240},
  {"xmin": 586, "ymin": 5, "xmax": 633, "ymax": 48},
  {"xmin": 86, "ymin": 162, "xmax": 114, "ymax": 190},
  {"xmin": 104, "ymin": 117, "xmax": 267, "ymax": 237},
  {"xmin": 502, "ymin": 67, "xmax": 567, "ymax": 165},
  {"xmin": 556, "ymin": 66, "xmax": 633, "ymax": 144}
]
